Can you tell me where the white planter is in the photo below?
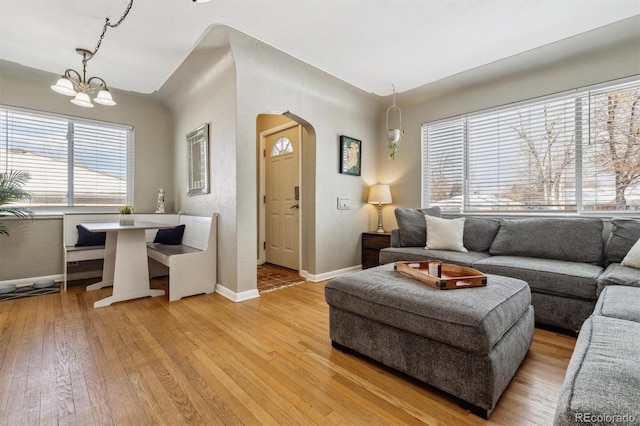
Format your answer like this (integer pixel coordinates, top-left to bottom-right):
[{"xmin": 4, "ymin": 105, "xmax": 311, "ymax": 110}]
[
  {"xmin": 119, "ymin": 215, "xmax": 134, "ymax": 226},
  {"xmin": 387, "ymin": 129, "xmax": 401, "ymax": 143}
]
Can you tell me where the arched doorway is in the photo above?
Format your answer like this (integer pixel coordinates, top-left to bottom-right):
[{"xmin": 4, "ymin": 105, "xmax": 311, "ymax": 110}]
[{"xmin": 256, "ymin": 113, "xmax": 316, "ymax": 291}]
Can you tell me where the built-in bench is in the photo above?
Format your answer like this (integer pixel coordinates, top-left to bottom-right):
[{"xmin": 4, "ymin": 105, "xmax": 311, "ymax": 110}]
[
  {"xmin": 147, "ymin": 213, "xmax": 218, "ymax": 301},
  {"xmin": 63, "ymin": 213, "xmax": 217, "ymax": 301},
  {"xmin": 63, "ymin": 213, "xmax": 180, "ymax": 289}
]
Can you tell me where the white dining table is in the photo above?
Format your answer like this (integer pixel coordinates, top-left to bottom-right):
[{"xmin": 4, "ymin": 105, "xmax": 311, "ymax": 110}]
[{"xmin": 80, "ymin": 221, "xmax": 170, "ymax": 308}]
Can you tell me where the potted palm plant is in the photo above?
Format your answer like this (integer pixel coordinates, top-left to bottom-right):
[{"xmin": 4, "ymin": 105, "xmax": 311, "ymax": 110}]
[{"xmin": 0, "ymin": 170, "xmax": 33, "ymax": 236}]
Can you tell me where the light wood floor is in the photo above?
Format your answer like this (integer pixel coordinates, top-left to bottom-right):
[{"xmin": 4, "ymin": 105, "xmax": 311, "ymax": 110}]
[{"xmin": 0, "ymin": 279, "xmax": 576, "ymax": 425}]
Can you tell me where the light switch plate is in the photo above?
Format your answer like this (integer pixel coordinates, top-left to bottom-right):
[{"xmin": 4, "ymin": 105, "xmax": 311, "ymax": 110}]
[{"xmin": 337, "ymin": 197, "xmax": 350, "ymax": 210}]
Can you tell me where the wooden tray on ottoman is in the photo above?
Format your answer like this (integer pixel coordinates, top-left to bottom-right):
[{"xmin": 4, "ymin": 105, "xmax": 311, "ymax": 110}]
[{"xmin": 394, "ymin": 261, "xmax": 487, "ymax": 290}]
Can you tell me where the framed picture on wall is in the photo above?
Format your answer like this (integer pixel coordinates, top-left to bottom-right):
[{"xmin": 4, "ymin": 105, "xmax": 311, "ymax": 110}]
[
  {"xmin": 339, "ymin": 135, "xmax": 361, "ymax": 176},
  {"xmin": 186, "ymin": 123, "xmax": 210, "ymax": 195}
]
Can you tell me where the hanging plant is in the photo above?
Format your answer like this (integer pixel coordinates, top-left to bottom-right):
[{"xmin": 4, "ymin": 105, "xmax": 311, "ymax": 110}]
[
  {"xmin": 387, "ymin": 123, "xmax": 405, "ymax": 160},
  {"xmin": 0, "ymin": 170, "xmax": 33, "ymax": 236},
  {"xmin": 386, "ymin": 84, "xmax": 403, "ymax": 160}
]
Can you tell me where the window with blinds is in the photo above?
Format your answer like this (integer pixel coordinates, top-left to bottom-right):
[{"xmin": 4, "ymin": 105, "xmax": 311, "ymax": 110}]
[
  {"xmin": 422, "ymin": 77, "xmax": 640, "ymax": 213},
  {"xmin": 0, "ymin": 106, "xmax": 133, "ymax": 207}
]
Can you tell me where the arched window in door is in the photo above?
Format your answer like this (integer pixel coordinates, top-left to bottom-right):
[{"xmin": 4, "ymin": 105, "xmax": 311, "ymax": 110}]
[{"xmin": 270, "ymin": 137, "xmax": 293, "ymax": 156}]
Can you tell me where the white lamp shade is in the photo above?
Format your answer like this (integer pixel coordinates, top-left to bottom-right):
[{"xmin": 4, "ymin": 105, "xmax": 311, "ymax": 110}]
[
  {"xmin": 368, "ymin": 184, "xmax": 392, "ymax": 204},
  {"xmin": 94, "ymin": 88, "xmax": 116, "ymax": 106},
  {"xmin": 70, "ymin": 92, "xmax": 94, "ymax": 108},
  {"xmin": 51, "ymin": 77, "xmax": 76, "ymax": 96}
]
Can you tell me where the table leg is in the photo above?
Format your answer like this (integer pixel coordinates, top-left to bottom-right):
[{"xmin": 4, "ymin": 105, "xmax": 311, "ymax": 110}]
[
  {"xmin": 87, "ymin": 232, "xmax": 116, "ymax": 291},
  {"xmin": 93, "ymin": 229, "xmax": 165, "ymax": 307}
]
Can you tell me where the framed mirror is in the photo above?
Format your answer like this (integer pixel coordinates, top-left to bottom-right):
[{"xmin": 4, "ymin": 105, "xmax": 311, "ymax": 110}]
[{"xmin": 186, "ymin": 123, "xmax": 209, "ymax": 196}]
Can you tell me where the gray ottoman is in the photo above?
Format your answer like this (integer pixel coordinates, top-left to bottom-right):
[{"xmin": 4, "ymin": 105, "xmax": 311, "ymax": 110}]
[{"xmin": 325, "ymin": 263, "xmax": 534, "ymax": 419}]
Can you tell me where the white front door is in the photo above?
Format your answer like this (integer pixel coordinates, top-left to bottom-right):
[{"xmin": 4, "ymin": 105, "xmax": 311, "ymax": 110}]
[{"xmin": 265, "ymin": 126, "xmax": 300, "ymax": 270}]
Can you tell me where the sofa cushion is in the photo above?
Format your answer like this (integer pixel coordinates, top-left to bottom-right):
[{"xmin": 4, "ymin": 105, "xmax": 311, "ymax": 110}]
[
  {"xmin": 394, "ymin": 207, "xmax": 441, "ymax": 247},
  {"xmin": 379, "ymin": 247, "xmax": 491, "ymax": 267},
  {"xmin": 325, "ymin": 263, "xmax": 531, "ymax": 356},
  {"xmin": 425, "ymin": 216, "xmax": 467, "ymax": 252},
  {"xmin": 593, "ymin": 285, "xmax": 640, "ymax": 323},
  {"xmin": 596, "ymin": 262, "xmax": 640, "ymax": 295},
  {"xmin": 603, "ymin": 217, "xmax": 640, "ymax": 266},
  {"xmin": 553, "ymin": 315, "xmax": 640, "ymax": 426},
  {"xmin": 463, "ymin": 217, "xmax": 500, "ymax": 252},
  {"xmin": 473, "ymin": 256, "xmax": 602, "ymax": 300},
  {"xmin": 489, "ymin": 217, "xmax": 602, "ymax": 263}
]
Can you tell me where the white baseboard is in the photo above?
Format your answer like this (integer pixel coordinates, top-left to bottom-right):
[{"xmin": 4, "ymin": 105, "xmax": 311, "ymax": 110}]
[
  {"xmin": 0, "ymin": 274, "xmax": 64, "ymax": 288},
  {"xmin": 214, "ymin": 264, "xmax": 362, "ymax": 302},
  {"xmin": 215, "ymin": 284, "xmax": 260, "ymax": 302},
  {"xmin": 301, "ymin": 265, "xmax": 362, "ymax": 282}
]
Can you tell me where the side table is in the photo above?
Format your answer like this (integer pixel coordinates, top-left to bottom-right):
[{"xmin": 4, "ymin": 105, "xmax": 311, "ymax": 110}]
[{"xmin": 362, "ymin": 232, "xmax": 391, "ymax": 269}]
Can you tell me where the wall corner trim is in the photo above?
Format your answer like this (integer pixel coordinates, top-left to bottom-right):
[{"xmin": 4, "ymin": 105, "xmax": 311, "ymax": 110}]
[
  {"xmin": 301, "ymin": 265, "xmax": 362, "ymax": 283},
  {"xmin": 215, "ymin": 284, "xmax": 260, "ymax": 302}
]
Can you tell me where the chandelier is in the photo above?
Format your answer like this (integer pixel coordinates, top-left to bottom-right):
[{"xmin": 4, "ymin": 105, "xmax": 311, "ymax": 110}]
[{"xmin": 51, "ymin": 0, "xmax": 134, "ymax": 108}]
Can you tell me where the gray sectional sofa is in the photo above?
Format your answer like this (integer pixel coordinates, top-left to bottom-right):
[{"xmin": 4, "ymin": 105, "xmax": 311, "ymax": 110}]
[
  {"xmin": 554, "ymin": 285, "xmax": 640, "ymax": 425},
  {"xmin": 379, "ymin": 208, "xmax": 640, "ymax": 332}
]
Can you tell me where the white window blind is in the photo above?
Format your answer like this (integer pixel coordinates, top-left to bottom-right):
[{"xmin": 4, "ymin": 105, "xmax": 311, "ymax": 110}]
[
  {"xmin": 584, "ymin": 80, "xmax": 640, "ymax": 211},
  {"xmin": 421, "ymin": 76, "xmax": 640, "ymax": 213},
  {"xmin": 422, "ymin": 118, "xmax": 464, "ymax": 211},
  {"xmin": 0, "ymin": 106, "xmax": 133, "ymax": 206},
  {"xmin": 466, "ymin": 95, "xmax": 578, "ymax": 211}
]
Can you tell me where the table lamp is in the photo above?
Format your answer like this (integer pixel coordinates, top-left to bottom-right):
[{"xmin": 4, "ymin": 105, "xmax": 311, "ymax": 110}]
[{"xmin": 368, "ymin": 184, "xmax": 392, "ymax": 233}]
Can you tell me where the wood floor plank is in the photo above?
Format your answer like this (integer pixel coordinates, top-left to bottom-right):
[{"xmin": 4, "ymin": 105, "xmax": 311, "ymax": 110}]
[{"xmin": 0, "ymin": 279, "xmax": 577, "ymax": 425}]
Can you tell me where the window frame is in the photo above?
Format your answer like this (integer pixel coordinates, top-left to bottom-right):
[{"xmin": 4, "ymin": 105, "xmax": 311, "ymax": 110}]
[
  {"xmin": 421, "ymin": 75, "xmax": 640, "ymax": 217},
  {"xmin": 0, "ymin": 104, "xmax": 134, "ymax": 211}
]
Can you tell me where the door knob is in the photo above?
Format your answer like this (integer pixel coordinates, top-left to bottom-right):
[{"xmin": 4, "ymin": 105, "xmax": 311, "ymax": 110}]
[{"xmin": 290, "ymin": 204, "xmax": 300, "ymax": 209}]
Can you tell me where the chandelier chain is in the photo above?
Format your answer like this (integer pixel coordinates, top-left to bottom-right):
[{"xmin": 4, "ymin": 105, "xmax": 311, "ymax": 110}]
[{"xmin": 85, "ymin": 0, "xmax": 134, "ymax": 64}]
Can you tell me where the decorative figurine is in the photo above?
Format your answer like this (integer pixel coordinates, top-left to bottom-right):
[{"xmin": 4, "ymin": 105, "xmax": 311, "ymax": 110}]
[{"xmin": 156, "ymin": 189, "xmax": 165, "ymax": 213}]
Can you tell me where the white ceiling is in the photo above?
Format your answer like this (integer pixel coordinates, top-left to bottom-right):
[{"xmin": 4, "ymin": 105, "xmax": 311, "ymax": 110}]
[{"xmin": 1, "ymin": 0, "xmax": 638, "ymax": 96}]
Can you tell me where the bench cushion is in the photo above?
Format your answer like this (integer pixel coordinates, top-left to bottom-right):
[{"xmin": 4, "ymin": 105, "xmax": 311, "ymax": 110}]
[
  {"xmin": 65, "ymin": 245, "xmax": 105, "ymax": 262},
  {"xmin": 146, "ymin": 242, "xmax": 202, "ymax": 266},
  {"xmin": 324, "ymin": 263, "xmax": 531, "ymax": 356}
]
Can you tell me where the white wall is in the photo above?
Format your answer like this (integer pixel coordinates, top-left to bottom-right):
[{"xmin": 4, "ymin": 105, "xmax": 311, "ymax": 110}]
[
  {"xmin": 0, "ymin": 60, "xmax": 175, "ymax": 214},
  {"xmin": 157, "ymin": 26, "xmax": 380, "ymax": 294},
  {"xmin": 376, "ymin": 16, "xmax": 640, "ymax": 229},
  {"xmin": 0, "ymin": 60, "xmax": 174, "ymax": 282},
  {"xmin": 157, "ymin": 29, "xmax": 240, "ymax": 293}
]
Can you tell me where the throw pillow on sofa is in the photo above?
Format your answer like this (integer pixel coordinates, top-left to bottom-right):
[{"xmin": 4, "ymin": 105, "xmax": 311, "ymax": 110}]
[
  {"xmin": 621, "ymin": 237, "xmax": 640, "ymax": 269},
  {"xmin": 604, "ymin": 218, "xmax": 640, "ymax": 266},
  {"xmin": 395, "ymin": 206, "xmax": 441, "ymax": 247},
  {"xmin": 425, "ymin": 216, "xmax": 467, "ymax": 252}
]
